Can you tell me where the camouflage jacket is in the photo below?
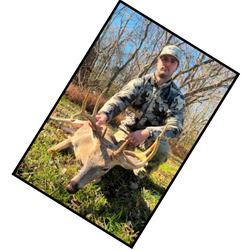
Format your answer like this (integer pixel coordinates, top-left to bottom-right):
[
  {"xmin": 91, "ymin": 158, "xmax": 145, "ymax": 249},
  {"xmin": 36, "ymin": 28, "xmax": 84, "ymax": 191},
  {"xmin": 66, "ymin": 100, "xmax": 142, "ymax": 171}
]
[{"xmin": 99, "ymin": 73, "xmax": 185, "ymax": 141}]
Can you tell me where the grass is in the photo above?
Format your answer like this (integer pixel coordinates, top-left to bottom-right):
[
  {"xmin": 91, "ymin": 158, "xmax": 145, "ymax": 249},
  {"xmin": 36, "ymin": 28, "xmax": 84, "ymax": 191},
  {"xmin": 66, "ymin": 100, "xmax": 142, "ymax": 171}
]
[{"xmin": 14, "ymin": 94, "xmax": 184, "ymax": 246}]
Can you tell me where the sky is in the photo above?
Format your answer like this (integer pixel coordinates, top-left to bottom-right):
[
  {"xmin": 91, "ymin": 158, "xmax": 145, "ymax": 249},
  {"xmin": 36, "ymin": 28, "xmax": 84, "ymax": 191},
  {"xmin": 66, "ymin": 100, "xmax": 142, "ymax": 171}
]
[
  {"xmin": 108, "ymin": 2, "xmax": 192, "ymax": 63},
  {"xmin": 97, "ymin": 2, "xmax": 235, "ymax": 92}
]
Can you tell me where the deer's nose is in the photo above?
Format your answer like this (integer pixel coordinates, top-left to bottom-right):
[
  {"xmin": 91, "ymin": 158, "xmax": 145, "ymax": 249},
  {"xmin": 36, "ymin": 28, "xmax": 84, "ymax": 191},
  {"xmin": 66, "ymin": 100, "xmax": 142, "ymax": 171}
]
[{"xmin": 66, "ymin": 182, "xmax": 78, "ymax": 194}]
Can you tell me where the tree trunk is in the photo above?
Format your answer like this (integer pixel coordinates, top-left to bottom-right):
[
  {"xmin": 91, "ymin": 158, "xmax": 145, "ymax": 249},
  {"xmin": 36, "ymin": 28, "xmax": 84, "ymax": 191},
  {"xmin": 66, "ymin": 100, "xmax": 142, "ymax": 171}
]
[{"xmin": 75, "ymin": 45, "xmax": 98, "ymax": 88}]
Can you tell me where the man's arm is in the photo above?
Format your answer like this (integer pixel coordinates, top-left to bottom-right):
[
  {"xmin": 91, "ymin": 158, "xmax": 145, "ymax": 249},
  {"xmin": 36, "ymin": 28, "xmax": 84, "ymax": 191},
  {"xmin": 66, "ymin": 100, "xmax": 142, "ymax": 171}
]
[
  {"xmin": 88, "ymin": 79, "xmax": 140, "ymax": 129},
  {"xmin": 98, "ymin": 79, "xmax": 140, "ymax": 122},
  {"xmin": 121, "ymin": 91, "xmax": 185, "ymax": 147},
  {"xmin": 125, "ymin": 129, "xmax": 150, "ymax": 147}
]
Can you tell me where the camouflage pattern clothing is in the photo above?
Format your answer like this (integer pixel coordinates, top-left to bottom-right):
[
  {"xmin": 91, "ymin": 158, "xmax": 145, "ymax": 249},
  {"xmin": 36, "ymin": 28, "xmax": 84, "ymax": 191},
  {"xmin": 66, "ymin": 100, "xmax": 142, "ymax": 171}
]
[{"xmin": 98, "ymin": 73, "xmax": 185, "ymax": 177}]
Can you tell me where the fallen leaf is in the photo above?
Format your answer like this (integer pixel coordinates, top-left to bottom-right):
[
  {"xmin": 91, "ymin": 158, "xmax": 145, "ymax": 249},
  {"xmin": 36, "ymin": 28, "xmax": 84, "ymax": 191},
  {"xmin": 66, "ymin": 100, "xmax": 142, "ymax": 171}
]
[
  {"xmin": 48, "ymin": 150, "xmax": 57, "ymax": 158},
  {"xmin": 124, "ymin": 223, "xmax": 134, "ymax": 234},
  {"xmin": 86, "ymin": 214, "xmax": 92, "ymax": 219},
  {"xmin": 136, "ymin": 197, "xmax": 141, "ymax": 207}
]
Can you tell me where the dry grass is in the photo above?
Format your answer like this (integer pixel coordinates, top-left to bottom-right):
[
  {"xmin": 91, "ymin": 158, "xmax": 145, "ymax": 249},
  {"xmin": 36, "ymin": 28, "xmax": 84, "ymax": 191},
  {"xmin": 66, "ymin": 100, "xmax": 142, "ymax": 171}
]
[
  {"xmin": 65, "ymin": 83, "xmax": 107, "ymax": 108},
  {"xmin": 169, "ymin": 144, "xmax": 188, "ymax": 160},
  {"xmin": 65, "ymin": 83, "xmax": 125, "ymax": 127}
]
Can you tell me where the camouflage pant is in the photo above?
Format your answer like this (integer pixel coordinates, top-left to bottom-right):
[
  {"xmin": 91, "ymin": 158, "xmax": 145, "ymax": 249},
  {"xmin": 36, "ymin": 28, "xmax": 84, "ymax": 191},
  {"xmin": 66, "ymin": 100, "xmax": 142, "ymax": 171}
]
[{"xmin": 115, "ymin": 125, "xmax": 170, "ymax": 179}]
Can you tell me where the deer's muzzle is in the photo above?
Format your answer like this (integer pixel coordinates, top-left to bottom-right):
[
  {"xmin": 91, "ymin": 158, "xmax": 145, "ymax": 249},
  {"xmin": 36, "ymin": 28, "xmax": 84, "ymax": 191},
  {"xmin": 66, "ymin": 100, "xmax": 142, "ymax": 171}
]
[{"xmin": 66, "ymin": 181, "xmax": 79, "ymax": 194}]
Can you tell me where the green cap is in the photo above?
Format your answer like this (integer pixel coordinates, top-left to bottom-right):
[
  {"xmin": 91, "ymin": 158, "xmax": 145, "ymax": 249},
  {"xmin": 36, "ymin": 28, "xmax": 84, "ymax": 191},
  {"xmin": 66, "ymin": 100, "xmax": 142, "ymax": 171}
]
[{"xmin": 159, "ymin": 45, "xmax": 182, "ymax": 64}]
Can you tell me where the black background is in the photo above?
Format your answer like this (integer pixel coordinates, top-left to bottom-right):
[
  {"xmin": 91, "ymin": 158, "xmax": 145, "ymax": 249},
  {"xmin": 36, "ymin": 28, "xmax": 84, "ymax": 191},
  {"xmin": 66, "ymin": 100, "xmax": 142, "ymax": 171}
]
[{"xmin": 8, "ymin": 0, "xmax": 246, "ymax": 249}]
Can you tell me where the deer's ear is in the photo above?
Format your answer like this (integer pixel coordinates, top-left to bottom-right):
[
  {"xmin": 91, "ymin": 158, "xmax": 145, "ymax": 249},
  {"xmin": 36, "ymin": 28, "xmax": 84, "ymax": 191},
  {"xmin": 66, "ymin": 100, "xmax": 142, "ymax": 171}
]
[
  {"xmin": 91, "ymin": 126, "xmax": 107, "ymax": 145},
  {"xmin": 90, "ymin": 128, "xmax": 100, "ymax": 145}
]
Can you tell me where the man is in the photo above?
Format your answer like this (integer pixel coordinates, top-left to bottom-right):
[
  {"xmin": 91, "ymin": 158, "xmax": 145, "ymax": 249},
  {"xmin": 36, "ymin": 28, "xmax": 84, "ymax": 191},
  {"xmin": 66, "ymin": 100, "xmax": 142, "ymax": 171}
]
[{"xmin": 94, "ymin": 45, "xmax": 185, "ymax": 189}]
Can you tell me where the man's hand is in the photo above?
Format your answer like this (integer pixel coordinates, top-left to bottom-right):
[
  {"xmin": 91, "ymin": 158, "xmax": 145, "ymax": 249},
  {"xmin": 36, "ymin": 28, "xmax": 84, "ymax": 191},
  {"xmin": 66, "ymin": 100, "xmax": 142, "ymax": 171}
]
[
  {"xmin": 125, "ymin": 129, "xmax": 150, "ymax": 147},
  {"xmin": 88, "ymin": 113, "xmax": 108, "ymax": 130}
]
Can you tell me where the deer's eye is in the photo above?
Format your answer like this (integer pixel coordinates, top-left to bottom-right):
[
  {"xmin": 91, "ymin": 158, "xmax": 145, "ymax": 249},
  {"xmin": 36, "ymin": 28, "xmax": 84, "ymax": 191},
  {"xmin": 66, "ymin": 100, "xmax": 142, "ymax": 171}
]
[{"xmin": 103, "ymin": 168, "xmax": 109, "ymax": 172}]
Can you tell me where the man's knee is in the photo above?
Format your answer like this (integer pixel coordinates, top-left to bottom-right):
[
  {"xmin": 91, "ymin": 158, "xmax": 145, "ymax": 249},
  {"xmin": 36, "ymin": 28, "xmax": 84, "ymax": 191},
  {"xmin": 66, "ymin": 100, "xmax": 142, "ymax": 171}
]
[
  {"xmin": 142, "ymin": 139, "xmax": 170, "ymax": 160},
  {"xmin": 144, "ymin": 140, "xmax": 170, "ymax": 175},
  {"xmin": 157, "ymin": 140, "xmax": 170, "ymax": 155}
]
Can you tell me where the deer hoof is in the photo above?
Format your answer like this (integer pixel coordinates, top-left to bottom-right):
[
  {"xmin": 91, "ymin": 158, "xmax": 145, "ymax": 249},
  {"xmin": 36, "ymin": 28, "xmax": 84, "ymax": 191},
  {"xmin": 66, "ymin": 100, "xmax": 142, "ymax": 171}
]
[{"xmin": 94, "ymin": 177, "xmax": 102, "ymax": 184}]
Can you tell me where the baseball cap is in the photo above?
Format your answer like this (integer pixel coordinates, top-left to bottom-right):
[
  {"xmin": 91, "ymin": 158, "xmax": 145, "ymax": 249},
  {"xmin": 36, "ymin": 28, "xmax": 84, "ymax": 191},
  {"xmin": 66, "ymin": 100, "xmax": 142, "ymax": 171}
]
[{"xmin": 159, "ymin": 45, "xmax": 182, "ymax": 64}]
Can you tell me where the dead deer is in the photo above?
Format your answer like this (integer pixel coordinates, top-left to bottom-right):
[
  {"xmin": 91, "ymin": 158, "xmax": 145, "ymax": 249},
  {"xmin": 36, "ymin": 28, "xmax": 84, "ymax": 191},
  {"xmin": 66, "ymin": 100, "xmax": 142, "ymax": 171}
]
[{"xmin": 49, "ymin": 88, "xmax": 168, "ymax": 194}]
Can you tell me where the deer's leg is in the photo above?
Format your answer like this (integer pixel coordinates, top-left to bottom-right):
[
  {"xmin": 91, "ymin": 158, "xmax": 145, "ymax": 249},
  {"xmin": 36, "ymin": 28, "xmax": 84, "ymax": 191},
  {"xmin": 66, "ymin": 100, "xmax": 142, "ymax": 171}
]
[
  {"xmin": 49, "ymin": 116, "xmax": 85, "ymax": 128},
  {"xmin": 49, "ymin": 139, "xmax": 73, "ymax": 153},
  {"xmin": 58, "ymin": 124, "xmax": 76, "ymax": 134}
]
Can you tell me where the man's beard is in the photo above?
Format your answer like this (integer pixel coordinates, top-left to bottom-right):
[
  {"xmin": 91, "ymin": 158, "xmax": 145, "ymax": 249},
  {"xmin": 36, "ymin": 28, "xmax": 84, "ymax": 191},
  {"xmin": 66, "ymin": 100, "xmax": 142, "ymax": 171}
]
[
  {"xmin": 157, "ymin": 66, "xmax": 172, "ymax": 78},
  {"xmin": 158, "ymin": 71, "xmax": 172, "ymax": 80}
]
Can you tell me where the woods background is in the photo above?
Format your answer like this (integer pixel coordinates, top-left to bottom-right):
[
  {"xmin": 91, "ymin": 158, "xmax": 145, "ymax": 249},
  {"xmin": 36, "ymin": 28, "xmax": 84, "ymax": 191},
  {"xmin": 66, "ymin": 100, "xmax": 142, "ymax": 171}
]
[{"xmin": 68, "ymin": 3, "xmax": 237, "ymax": 154}]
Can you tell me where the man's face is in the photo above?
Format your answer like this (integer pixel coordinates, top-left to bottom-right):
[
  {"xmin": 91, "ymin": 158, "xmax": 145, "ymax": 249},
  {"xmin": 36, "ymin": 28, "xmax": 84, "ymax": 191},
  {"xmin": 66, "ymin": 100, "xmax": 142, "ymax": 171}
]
[{"xmin": 155, "ymin": 55, "xmax": 179, "ymax": 81}]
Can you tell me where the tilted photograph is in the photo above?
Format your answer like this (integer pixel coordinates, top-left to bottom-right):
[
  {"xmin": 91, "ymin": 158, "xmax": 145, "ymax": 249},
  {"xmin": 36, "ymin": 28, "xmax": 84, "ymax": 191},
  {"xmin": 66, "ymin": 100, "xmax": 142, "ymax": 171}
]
[{"xmin": 12, "ymin": 1, "xmax": 239, "ymax": 248}]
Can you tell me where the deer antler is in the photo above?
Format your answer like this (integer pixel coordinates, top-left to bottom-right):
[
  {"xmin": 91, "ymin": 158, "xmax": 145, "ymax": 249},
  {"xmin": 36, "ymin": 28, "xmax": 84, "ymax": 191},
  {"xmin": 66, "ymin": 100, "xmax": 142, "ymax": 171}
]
[
  {"xmin": 70, "ymin": 87, "xmax": 107, "ymax": 138},
  {"xmin": 113, "ymin": 122, "xmax": 169, "ymax": 168},
  {"xmin": 71, "ymin": 87, "xmax": 169, "ymax": 168}
]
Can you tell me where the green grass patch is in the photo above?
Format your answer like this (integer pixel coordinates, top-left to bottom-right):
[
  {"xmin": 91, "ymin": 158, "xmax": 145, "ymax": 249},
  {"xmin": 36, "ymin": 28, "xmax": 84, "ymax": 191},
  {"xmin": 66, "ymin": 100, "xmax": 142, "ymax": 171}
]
[{"xmin": 15, "ymin": 95, "xmax": 183, "ymax": 246}]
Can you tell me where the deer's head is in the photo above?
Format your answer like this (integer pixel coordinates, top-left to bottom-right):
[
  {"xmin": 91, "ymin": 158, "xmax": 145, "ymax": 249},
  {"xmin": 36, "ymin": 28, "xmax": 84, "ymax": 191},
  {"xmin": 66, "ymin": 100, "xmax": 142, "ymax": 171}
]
[{"xmin": 65, "ymin": 88, "xmax": 167, "ymax": 194}]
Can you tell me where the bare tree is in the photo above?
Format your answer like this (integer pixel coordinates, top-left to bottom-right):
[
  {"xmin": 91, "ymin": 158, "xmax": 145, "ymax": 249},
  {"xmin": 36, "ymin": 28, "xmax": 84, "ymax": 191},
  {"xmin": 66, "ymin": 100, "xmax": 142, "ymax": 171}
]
[
  {"xmin": 69, "ymin": 4, "xmax": 237, "ymax": 152},
  {"xmin": 173, "ymin": 47, "xmax": 236, "ymax": 108},
  {"xmin": 104, "ymin": 21, "xmax": 151, "ymax": 91}
]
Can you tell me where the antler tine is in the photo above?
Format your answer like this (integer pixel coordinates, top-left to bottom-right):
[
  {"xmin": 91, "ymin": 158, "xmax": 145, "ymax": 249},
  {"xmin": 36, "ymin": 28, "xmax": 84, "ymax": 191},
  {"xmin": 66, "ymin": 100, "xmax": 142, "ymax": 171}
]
[
  {"xmin": 70, "ymin": 88, "xmax": 91, "ymax": 122},
  {"xmin": 120, "ymin": 122, "xmax": 169, "ymax": 168},
  {"xmin": 92, "ymin": 87, "xmax": 108, "ymax": 116},
  {"xmin": 112, "ymin": 140, "xmax": 129, "ymax": 158},
  {"xmin": 70, "ymin": 88, "xmax": 108, "ymax": 138},
  {"xmin": 81, "ymin": 87, "xmax": 91, "ymax": 115},
  {"xmin": 122, "ymin": 137, "xmax": 160, "ymax": 168}
]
